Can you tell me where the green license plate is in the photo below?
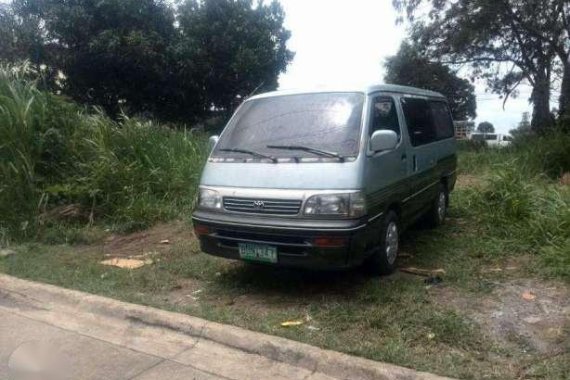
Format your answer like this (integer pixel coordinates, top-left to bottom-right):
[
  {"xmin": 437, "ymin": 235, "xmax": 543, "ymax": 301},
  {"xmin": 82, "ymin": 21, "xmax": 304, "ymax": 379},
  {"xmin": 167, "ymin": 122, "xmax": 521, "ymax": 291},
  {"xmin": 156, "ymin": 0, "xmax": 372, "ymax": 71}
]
[{"xmin": 238, "ymin": 243, "xmax": 278, "ymax": 264}]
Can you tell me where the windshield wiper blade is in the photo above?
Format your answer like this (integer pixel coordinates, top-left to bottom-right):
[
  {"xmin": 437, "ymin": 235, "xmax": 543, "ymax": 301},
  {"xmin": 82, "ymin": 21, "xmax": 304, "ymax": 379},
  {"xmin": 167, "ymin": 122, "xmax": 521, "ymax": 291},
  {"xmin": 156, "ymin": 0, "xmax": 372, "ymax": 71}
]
[
  {"xmin": 219, "ymin": 148, "xmax": 278, "ymax": 163},
  {"xmin": 267, "ymin": 145, "xmax": 345, "ymax": 162}
]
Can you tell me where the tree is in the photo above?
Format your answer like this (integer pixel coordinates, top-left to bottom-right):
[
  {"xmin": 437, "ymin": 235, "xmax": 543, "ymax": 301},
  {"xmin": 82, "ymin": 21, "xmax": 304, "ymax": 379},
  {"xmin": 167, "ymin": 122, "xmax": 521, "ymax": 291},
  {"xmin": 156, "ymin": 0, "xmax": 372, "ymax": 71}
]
[
  {"xmin": 385, "ymin": 42, "xmax": 477, "ymax": 120},
  {"xmin": 10, "ymin": 0, "xmax": 181, "ymax": 118},
  {"xmin": 5, "ymin": 0, "xmax": 294, "ymax": 120},
  {"xmin": 477, "ymin": 121, "xmax": 495, "ymax": 133},
  {"xmin": 176, "ymin": 0, "xmax": 294, "ymax": 113},
  {"xmin": 510, "ymin": 111, "xmax": 532, "ymax": 138},
  {"xmin": 0, "ymin": 3, "xmax": 44, "ymax": 65},
  {"xmin": 393, "ymin": 0, "xmax": 565, "ymax": 133}
]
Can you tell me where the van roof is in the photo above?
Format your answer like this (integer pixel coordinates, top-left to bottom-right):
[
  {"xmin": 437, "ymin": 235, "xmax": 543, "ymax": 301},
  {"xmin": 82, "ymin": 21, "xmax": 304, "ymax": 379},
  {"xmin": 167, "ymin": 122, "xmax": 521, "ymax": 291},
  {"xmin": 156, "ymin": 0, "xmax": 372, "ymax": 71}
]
[{"xmin": 248, "ymin": 84, "xmax": 446, "ymax": 101}]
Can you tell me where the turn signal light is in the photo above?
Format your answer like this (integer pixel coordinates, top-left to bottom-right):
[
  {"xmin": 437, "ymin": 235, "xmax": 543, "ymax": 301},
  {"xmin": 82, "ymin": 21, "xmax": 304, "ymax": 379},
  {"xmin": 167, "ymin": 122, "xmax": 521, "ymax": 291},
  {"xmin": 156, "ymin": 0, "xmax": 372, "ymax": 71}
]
[
  {"xmin": 313, "ymin": 236, "xmax": 348, "ymax": 248},
  {"xmin": 193, "ymin": 224, "xmax": 211, "ymax": 236}
]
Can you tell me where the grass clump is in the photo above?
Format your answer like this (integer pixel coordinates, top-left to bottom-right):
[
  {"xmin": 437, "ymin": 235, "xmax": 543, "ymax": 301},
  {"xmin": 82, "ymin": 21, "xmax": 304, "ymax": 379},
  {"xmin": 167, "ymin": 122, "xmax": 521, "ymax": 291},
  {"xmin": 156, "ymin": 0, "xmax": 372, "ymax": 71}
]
[
  {"xmin": 0, "ymin": 63, "xmax": 208, "ymax": 243},
  {"xmin": 459, "ymin": 130, "xmax": 570, "ymax": 178},
  {"xmin": 457, "ymin": 134, "xmax": 570, "ymax": 280}
]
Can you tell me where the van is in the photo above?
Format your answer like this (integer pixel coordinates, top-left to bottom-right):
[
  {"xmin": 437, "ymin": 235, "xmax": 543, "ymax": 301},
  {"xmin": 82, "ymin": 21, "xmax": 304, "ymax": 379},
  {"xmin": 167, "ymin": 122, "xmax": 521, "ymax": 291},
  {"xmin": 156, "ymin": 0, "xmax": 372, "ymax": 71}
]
[
  {"xmin": 192, "ymin": 85, "xmax": 457, "ymax": 274},
  {"xmin": 470, "ymin": 132, "xmax": 512, "ymax": 147}
]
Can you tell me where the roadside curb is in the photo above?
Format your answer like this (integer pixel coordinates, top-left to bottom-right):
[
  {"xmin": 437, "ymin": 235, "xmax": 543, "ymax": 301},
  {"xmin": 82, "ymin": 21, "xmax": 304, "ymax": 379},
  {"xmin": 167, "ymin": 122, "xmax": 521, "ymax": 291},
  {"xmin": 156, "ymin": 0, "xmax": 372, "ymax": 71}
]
[{"xmin": 0, "ymin": 274, "xmax": 452, "ymax": 380}]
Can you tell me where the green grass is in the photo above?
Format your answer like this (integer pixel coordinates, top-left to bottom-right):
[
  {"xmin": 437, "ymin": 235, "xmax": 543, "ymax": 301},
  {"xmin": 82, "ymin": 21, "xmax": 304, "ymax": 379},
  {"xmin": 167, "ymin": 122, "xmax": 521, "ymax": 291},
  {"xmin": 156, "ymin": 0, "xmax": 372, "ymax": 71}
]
[
  {"xmin": 456, "ymin": 153, "xmax": 570, "ymax": 281},
  {"xmin": 0, "ymin": 62, "xmax": 208, "ymax": 243}
]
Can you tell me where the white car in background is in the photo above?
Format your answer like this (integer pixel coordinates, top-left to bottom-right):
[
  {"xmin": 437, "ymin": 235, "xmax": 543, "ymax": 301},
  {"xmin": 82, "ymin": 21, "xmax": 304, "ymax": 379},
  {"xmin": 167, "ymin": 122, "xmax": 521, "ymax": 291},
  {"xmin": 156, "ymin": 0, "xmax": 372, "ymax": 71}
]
[{"xmin": 470, "ymin": 133, "xmax": 512, "ymax": 147}]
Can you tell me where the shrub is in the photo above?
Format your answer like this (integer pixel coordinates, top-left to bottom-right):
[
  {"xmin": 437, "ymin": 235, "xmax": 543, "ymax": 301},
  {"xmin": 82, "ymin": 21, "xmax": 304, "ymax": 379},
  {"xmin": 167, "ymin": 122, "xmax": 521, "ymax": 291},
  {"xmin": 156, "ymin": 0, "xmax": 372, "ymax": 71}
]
[
  {"xmin": 459, "ymin": 155, "xmax": 570, "ymax": 279},
  {"xmin": 0, "ymin": 63, "xmax": 208, "ymax": 243},
  {"xmin": 509, "ymin": 130, "xmax": 570, "ymax": 179}
]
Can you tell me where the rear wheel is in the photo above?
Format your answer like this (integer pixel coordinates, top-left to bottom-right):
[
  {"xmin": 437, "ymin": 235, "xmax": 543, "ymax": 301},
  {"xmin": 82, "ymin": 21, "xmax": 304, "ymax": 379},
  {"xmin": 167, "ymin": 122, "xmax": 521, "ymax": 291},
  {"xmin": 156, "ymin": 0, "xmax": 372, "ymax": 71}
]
[
  {"xmin": 426, "ymin": 183, "xmax": 448, "ymax": 228},
  {"xmin": 367, "ymin": 211, "xmax": 399, "ymax": 275}
]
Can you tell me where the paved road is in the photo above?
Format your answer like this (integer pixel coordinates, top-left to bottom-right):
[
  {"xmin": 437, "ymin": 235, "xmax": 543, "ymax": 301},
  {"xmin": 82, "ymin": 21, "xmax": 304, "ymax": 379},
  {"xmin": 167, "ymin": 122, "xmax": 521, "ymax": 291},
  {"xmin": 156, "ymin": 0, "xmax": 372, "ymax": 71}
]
[
  {"xmin": 0, "ymin": 275, "xmax": 451, "ymax": 380},
  {"xmin": 0, "ymin": 296, "xmax": 327, "ymax": 380}
]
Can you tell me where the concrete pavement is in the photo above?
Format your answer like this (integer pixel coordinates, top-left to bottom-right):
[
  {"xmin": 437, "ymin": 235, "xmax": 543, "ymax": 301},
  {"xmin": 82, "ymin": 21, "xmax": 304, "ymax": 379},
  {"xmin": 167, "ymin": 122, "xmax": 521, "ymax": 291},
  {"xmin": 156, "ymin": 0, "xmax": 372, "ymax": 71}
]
[{"xmin": 0, "ymin": 275, "xmax": 452, "ymax": 380}]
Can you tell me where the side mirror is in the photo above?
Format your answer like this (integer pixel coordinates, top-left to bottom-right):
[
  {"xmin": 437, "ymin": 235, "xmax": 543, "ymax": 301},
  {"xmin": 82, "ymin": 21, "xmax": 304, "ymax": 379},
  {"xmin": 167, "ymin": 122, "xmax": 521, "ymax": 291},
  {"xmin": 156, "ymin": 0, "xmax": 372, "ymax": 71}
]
[
  {"xmin": 208, "ymin": 135, "xmax": 219, "ymax": 151},
  {"xmin": 369, "ymin": 130, "xmax": 398, "ymax": 152}
]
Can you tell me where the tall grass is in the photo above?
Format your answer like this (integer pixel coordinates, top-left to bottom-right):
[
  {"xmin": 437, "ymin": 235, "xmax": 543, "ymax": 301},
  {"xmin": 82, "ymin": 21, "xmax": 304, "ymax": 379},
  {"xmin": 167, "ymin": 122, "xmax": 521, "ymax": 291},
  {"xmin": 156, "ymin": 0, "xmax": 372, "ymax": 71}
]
[
  {"xmin": 459, "ymin": 131, "xmax": 570, "ymax": 178},
  {"xmin": 457, "ymin": 133, "xmax": 570, "ymax": 281},
  {"xmin": 0, "ymin": 63, "xmax": 208, "ymax": 243}
]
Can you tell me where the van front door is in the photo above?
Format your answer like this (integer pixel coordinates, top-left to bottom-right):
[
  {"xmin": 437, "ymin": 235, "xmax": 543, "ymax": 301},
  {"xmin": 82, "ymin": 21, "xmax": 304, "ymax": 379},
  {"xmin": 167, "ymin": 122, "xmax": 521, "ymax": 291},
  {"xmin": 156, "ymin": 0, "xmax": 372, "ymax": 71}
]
[{"xmin": 365, "ymin": 95, "xmax": 409, "ymax": 223}]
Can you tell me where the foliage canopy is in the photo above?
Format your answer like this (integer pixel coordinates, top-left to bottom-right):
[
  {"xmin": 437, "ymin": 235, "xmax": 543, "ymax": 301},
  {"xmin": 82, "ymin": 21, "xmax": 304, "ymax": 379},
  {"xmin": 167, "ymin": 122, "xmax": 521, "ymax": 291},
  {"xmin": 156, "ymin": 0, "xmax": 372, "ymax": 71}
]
[
  {"xmin": 1, "ymin": 0, "xmax": 294, "ymax": 121},
  {"xmin": 393, "ymin": 0, "xmax": 570, "ymax": 132},
  {"xmin": 385, "ymin": 42, "xmax": 477, "ymax": 121}
]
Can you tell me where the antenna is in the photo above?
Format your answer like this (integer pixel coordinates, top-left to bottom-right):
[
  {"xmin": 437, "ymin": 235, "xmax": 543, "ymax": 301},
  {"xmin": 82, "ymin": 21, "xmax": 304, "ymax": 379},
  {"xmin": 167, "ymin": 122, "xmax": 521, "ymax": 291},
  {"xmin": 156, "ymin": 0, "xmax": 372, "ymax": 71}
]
[{"xmin": 246, "ymin": 82, "xmax": 265, "ymax": 100}]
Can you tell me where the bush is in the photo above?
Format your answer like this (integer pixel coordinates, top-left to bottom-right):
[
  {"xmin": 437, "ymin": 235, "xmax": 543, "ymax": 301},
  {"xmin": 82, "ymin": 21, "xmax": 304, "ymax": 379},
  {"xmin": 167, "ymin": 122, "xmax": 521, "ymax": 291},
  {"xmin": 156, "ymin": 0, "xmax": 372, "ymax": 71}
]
[
  {"xmin": 0, "ymin": 63, "xmax": 208, "ymax": 243},
  {"xmin": 459, "ymin": 131, "xmax": 570, "ymax": 178},
  {"xmin": 507, "ymin": 130, "xmax": 570, "ymax": 179},
  {"xmin": 457, "ymin": 153, "xmax": 570, "ymax": 279},
  {"xmin": 456, "ymin": 139, "xmax": 487, "ymax": 152}
]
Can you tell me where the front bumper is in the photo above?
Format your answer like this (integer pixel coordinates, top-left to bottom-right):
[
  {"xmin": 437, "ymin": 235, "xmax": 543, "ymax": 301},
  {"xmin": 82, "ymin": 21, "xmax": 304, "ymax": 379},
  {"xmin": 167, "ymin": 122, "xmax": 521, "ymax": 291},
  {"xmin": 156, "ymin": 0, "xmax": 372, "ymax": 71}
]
[{"xmin": 192, "ymin": 211, "xmax": 368, "ymax": 270}]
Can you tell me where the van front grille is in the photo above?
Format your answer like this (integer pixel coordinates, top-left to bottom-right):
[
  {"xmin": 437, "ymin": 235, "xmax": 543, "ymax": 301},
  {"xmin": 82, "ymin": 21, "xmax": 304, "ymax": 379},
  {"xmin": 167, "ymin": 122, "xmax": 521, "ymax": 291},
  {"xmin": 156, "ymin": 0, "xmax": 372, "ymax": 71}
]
[{"xmin": 223, "ymin": 197, "xmax": 302, "ymax": 215}]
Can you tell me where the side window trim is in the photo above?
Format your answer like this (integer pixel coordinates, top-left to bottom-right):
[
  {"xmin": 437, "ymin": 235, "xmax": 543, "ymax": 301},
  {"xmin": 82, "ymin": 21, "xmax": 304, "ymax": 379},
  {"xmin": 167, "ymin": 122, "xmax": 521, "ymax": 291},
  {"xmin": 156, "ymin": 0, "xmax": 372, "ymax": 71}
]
[
  {"xmin": 369, "ymin": 95, "xmax": 402, "ymax": 140},
  {"xmin": 401, "ymin": 96, "xmax": 454, "ymax": 147},
  {"xmin": 366, "ymin": 93, "xmax": 404, "ymax": 156},
  {"xmin": 429, "ymin": 100, "xmax": 455, "ymax": 141},
  {"xmin": 401, "ymin": 96, "xmax": 434, "ymax": 147}
]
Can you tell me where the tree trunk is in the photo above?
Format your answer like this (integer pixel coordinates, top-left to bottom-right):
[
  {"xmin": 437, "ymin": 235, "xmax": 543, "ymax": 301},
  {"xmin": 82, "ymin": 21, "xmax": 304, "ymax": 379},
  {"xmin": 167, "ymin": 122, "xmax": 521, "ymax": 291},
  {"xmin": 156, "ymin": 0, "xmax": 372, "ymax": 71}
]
[
  {"xmin": 559, "ymin": 57, "xmax": 570, "ymax": 121},
  {"xmin": 531, "ymin": 75, "xmax": 554, "ymax": 133}
]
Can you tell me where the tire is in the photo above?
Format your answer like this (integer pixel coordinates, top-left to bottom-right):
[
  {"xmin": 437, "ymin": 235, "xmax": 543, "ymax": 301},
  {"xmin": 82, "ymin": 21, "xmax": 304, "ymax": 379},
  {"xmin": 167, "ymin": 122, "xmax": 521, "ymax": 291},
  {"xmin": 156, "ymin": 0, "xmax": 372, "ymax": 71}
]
[
  {"xmin": 367, "ymin": 210, "xmax": 400, "ymax": 276},
  {"xmin": 425, "ymin": 183, "xmax": 448, "ymax": 228}
]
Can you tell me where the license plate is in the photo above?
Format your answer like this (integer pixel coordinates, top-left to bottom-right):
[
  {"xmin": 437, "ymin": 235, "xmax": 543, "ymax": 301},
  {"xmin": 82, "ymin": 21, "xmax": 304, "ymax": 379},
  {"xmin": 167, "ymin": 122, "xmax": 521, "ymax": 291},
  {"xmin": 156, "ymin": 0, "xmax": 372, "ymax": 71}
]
[{"xmin": 238, "ymin": 243, "xmax": 278, "ymax": 264}]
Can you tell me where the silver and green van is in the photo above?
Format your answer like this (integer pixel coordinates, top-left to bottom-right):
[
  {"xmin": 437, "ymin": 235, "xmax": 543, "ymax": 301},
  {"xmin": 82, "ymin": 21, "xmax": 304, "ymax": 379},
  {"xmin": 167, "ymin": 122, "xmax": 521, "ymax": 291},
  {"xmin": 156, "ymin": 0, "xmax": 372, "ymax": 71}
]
[{"xmin": 192, "ymin": 85, "xmax": 457, "ymax": 274}]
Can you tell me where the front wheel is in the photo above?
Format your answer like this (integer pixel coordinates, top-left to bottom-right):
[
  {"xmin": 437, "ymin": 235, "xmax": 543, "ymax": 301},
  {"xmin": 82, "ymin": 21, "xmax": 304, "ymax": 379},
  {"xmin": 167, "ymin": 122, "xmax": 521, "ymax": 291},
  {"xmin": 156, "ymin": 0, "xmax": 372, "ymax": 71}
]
[{"xmin": 367, "ymin": 211, "xmax": 400, "ymax": 275}]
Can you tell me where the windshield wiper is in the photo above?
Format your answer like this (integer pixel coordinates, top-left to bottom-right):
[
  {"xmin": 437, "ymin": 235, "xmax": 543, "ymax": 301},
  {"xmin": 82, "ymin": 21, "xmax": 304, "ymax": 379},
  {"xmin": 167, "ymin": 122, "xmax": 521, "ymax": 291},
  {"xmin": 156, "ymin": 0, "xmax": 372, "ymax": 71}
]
[
  {"xmin": 267, "ymin": 145, "xmax": 345, "ymax": 162},
  {"xmin": 219, "ymin": 148, "xmax": 278, "ymax": 163}
]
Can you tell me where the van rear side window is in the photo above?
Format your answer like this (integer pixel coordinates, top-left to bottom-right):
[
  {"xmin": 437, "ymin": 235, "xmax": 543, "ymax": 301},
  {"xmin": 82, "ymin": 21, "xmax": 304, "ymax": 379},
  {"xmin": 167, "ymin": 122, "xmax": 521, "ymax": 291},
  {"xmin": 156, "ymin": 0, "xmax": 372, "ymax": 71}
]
[
  {"xmin": 401, "ymin": 98, "xmax": 454, "ymax": 146},
  {"xmin": 430, "ymin": 101, "xmax": 454, "ymax": 140}
]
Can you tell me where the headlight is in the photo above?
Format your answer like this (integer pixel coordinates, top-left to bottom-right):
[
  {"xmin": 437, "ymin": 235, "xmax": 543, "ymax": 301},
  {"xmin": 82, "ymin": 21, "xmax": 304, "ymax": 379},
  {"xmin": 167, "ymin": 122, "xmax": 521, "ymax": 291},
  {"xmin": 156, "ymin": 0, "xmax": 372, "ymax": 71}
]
[
  {"xmin": 304, "ymin": 192, "xmax": 366, "ymax": 218},
  {"xmin": 198, "ymin": 188, "xmax": 222, "ymax": 210}
]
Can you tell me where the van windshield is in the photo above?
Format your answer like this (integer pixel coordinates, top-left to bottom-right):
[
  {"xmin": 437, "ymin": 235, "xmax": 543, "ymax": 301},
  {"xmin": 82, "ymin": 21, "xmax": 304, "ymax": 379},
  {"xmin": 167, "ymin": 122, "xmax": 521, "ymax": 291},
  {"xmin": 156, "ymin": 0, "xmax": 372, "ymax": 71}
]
[{"xmin": 213, "ymin": 93, "xmax": 365, "ymax": 161}]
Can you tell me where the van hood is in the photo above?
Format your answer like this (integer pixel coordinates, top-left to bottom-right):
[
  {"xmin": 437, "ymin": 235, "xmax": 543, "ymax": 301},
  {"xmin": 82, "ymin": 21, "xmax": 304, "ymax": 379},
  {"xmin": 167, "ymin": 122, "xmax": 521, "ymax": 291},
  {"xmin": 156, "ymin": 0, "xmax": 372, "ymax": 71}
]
[{"xmin": 200, "ymin": 161, "xmax": 362, "ymax": 190}]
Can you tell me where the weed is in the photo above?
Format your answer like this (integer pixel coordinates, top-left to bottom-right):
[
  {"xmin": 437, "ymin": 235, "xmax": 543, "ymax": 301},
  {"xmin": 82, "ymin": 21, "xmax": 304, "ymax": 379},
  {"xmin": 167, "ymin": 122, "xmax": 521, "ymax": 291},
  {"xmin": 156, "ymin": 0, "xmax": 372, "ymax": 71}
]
[{"xmin": 0, "ymin": 63, "xmax": 208, "ymax": 242}]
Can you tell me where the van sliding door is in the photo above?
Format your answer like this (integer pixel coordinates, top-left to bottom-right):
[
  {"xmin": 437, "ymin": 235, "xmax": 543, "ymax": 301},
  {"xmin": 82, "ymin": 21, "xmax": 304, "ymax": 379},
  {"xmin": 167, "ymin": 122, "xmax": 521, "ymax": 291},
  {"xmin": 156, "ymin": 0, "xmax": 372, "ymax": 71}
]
[{"xmin": 400, "ymin": 97, "xmax": 440, "ymax": 220}]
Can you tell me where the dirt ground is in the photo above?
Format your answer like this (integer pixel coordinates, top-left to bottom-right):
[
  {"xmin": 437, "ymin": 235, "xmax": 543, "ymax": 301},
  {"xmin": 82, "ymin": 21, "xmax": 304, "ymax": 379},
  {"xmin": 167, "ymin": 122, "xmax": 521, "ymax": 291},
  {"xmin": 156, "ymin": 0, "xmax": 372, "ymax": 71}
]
[
  {"xmin": 432, "ymin": 279, "xmax": 570, "ymax": 356},
  {"xmin": 95, "ymin": 220, "xmax": 570, "ymax": 365},
  {"xmin": 97, "ymin": 221, "xmax": 193, "ymax": 258}
]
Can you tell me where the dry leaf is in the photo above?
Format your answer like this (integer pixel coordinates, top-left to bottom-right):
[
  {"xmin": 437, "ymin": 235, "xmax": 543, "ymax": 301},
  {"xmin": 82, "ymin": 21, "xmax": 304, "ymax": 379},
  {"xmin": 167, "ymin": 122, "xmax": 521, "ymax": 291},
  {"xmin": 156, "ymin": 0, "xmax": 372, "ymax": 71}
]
[
  {"xmin": 100, "ymin": 258, "xmax": 152, "ymax": 269},
  {"xmin": 522, "ymin": 291, "xmax": 536, "ymax": 301},
  {"xmin": 160, "ymin": 239, "xmax": 170, "ymax": 245},
  {"xmin": 280, "ymin": 320, "xmax": 304, "ymax": 327}
]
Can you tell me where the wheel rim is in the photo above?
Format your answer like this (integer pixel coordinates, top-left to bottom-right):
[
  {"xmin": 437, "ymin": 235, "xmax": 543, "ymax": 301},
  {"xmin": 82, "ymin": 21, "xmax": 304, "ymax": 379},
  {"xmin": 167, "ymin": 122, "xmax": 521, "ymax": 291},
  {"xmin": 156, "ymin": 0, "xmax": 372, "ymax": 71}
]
[
  {"xmin": 385, "ymin": 222, "xmax": 399, "ymax": 265},
  {"xmin": 437, "ymin": 192, "xmax": 446, "ymax": 221}
]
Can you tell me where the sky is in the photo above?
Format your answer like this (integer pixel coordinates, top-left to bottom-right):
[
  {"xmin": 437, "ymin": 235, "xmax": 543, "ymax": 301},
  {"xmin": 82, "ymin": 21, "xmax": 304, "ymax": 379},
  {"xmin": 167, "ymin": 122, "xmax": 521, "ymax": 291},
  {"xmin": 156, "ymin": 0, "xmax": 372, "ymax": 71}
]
[{"xmin": 276, "ymin": 0, "xmax": 533, "ymax": 134}]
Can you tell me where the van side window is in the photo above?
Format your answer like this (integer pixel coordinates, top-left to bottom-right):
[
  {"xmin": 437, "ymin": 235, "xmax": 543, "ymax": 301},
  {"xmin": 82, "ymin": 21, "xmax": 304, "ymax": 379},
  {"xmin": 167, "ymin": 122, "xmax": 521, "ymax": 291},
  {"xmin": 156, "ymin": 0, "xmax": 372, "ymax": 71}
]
[
  {"xmin": 430, "ymin": 101, "xmax": 454, "ymax": 140},
  {"xmin": 401, "ymin": 98, "xmax": 435, "ymax": 146},
  {"xmin": 370, "ymin": 96, "xmax": 401, "ymax": 139}
]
